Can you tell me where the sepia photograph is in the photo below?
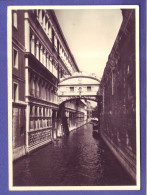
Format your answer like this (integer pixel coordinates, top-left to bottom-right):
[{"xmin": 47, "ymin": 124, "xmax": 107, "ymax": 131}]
[{"xmin": 7, "ymin": 5, "xmax": 140, "ymax": 190}]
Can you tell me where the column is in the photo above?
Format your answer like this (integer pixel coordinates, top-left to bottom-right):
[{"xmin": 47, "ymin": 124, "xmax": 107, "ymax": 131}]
[
  {"xmin": 46, "ymin": 21, "xmax": 49, "ymax": 36},
  {"xmin": 40, "ymin": 46, "xmax": 43, "ymax": 64},
  {"xmin": 25, "ymin": 104, "xmax": 30, "ymax": 152},
  {"xmin": 50, "ymin": 87, "xmax": 52, "ymax": 102},
  {"xmin": 39, "ymin": 10, "xmax": 42, "ymax": 25},
  {"xmin": 46, "ymin": 85, "xmax": 49, "ymax": 101},
  {"xmin": 25, "ymin": 58, "xmax": 29, "ymax": 96},
  {"xmin": 24, "ymin": 11, "xmax": 30, "ymax": 52},
  {"xmin": 38, "ymin": 79, "xmax": 42, "ymax": 99},
  {"xmin": 49, "ymin": 25, "xmax": 52, "ymax": 41},
  {"xmin": 36, "ymin": 10, "xmax": 39, "ymax": 20},
  {"xmin": 36, "ymin": 40, "xmax": 39, "ymax": 60},
  {"xmin": 55, "ymin": 64, "xmax": 58, "ymax": 78},
  {"xmin": 43, "ymin": 49, "xmax": 47, "ymax": 67},
  {"xmin": 39, "ymin": 79, "xmax": 42, "ymax": 99},
  {"xmin": 48, "ymin": 85, "xmax": 51, "ymax": 101},
  {"xmin": 50, "ymin": 57, "xmax": 53, "ymax": 73},
  {"xmin": 52, "ymin": 88, "xmax": 55, "ymax": 103},
  {"xmin": 43, "ymin": 15, "xmax": 46, "ymax": 30},
  {"xmin": 44, "ymin": 82, "xmax": 47, "ymax": 100},
  {"xmin": 36, "ymin": 79, "xmax": 39, "ymax": 98},
  {"xmin": 42, "ymin": 48, "xmax": 44, "ymax": 65},
  {"xmin": 46, "ymin": 53, "xmax": 49, "ymax": 70},
  {"xmin": 42, "ymin": 83, "xmax": 45, "ymax": 100},
  {"xmin": 31, "ymin": 35, "xmax": 35, "ymax": 55},
  {"xmin": 48, "ymin": 55, "xmax": 51, "ymax": 72},
  {"xmin": 54, "ymin": 35, "xmax": 57, "ymax": 50}
]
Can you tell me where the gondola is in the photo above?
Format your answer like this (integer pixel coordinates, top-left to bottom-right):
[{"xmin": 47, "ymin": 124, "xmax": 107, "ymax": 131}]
[{"xmin": 90, "ymin": 118, "xmax": 100, "ymax": 138}]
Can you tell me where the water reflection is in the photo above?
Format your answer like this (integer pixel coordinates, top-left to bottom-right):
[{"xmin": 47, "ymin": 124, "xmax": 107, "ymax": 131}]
[{"xmin": 13, "ymin": 124, "xmax": 135, "ymax": 186}]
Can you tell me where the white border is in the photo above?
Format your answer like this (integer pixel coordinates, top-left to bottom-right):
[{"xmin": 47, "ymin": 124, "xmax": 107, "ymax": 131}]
[{"xmin": 8, "ymin": 5, "xmax": 140, "ymax": 191}]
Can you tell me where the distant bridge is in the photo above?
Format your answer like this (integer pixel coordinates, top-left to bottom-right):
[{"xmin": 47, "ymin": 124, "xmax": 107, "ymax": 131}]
[{"xmin": 58, "ymin": 72, "xmax": 101, "ymax": 104}]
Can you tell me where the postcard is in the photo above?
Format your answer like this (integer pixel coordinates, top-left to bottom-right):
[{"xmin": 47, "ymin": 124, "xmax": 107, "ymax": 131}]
[{"xmin": 0, "ymin": 1, "xmax": 146, "ymax": 194}]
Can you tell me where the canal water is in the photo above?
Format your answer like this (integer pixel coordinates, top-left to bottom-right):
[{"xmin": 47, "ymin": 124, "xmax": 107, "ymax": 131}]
[{"xmin": 13, "ymin": 123, "xmax": 135, "ymax": 186}]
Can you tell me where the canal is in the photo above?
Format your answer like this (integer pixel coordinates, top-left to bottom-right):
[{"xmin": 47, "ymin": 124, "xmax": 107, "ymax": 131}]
[{"xmin": 13, "ymin": 123, "xmax": 135, "ymax": 186}]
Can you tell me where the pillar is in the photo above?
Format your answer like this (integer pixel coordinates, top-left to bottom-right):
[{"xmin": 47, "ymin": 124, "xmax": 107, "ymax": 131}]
[
  {"xmin": 24, "ymin": 11, "xmax": 30, "ymax": 52},
  {"xmin": 36, "ymin": 40, "xmax": 39, "ymax": 60},
  {"xmin": 31, "ymin": 35, "xmax": 35, "ymax": 55},
  {"xmin": 40, "ymin": 46, "xmax": 43, "ymax": 64},
  {"xmin": 49, "ymin": 25, "xmax": 52, "ymax": 41},
  {"xmin": 39, "ymin": 10, "xmax": 42, "ymax": 25},
  {"xmin": 25, "ymin": 104, "xmax": 30, "ymax": 152},
  {"xmin": 25, "ymin": 58, "xmax": 29, "ymax": 96},
  {"xmin": 43, "ymin": 14, "xmax": 46, "ymax": 30},
  {"xmin": 46, "ymin": 53, "xmax": 49, "ymax": 70},
  {"xmin": 46, "ymin": 21, "xmax": 49, "ymax": 35},
  {"xmin": 43, "ymin": 50, "xmax": 46, "ymax": 67}
]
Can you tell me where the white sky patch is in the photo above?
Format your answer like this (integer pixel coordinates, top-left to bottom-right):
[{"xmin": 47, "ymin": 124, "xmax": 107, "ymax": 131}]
[{"xmin": 55, "ymin": 9, "xmax": 122, "ymax": 79}]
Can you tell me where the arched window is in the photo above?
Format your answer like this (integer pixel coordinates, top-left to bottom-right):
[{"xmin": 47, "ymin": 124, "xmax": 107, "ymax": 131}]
[
  {"xmin": 30, "ymin": 78, "xmax": 35, "ymax": 96},
  {"xmin": 36, "ymin": 80, "xmax": 39, "ymax": 98}
]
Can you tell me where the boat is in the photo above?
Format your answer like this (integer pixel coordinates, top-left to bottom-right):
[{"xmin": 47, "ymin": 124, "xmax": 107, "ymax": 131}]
[{"xmin": 90, "ymin": 118, "xmax": 100, "ymax": 138}]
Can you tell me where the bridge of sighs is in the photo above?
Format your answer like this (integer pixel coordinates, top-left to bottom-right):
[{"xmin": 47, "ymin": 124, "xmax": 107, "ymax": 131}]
[{"xmin": 55, "ymin": 72, "xmax": 102, "ymax": 137}]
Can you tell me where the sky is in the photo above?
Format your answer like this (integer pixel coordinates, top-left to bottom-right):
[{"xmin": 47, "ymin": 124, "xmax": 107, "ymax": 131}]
[{"xmin": 55, "ymin": 9, "xmax": 122, "ymax": 80}]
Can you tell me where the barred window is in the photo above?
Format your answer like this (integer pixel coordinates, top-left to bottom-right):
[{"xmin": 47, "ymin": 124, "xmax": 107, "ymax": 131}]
[
  {"xmin": 70, "ymin": 87, "xmax": 74, "ymax": 92},
  {"xmin": 87, "ymin": 86, "xmax": 91, "ymax": 92}
]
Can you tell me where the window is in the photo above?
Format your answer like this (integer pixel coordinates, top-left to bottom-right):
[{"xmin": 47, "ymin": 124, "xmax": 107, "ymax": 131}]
[
  {"xmin": 87, "ymin": 86, "xmax": 91, "ymax": 92},
  {"xmin": 35, "ymin": 107, "xmax": 38, "ymax": 116},
  {"xmin": 13, "ymin": 48, "xmax": 18, "ymax": 68},
  {"xmin": 49, "ymin": 25, "xmax": 52, "ymax": 41},
  {"xmin": 20, "ymin": 127, "xmax": 24, "ymax": 135},
  {"xmin": 43, "ymin": 108, "xmax": 45, "ymax": 116},
  {"xmin": 13, "ymin": 11, "xmax": 17, "ymax": 28},
  {"xmin": 70, "ymin": 87, "xmax": 74, "ymax": 92},
  {"xmin": 13, "ymin": 83, "xmax": 18, "ymax": 102},
  {"xmin": 30, "ymin": 105, "xmax": 33, "ymax": 116},
  {"xmin": 39, "ymin": 107, "xmax": 42, "ymax": 116}
]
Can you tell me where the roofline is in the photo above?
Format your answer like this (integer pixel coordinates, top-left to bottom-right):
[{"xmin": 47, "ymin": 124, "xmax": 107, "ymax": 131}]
[{"xmin": 51, "ymin": 10, "xmax": 80, "ymax": 72}]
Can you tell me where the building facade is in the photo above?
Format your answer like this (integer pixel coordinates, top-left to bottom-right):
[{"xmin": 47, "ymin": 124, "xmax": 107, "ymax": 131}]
[
  {"xmin": 98, "ymin": 9, "xmax": 136, "ymax": 181},
  {"xmin": 12, "ymin": 10, "xmax": 26, "ymax": 160},
  {"xmin": 12, "ymin": 9, "xmax": 80, "ymax": 160}
]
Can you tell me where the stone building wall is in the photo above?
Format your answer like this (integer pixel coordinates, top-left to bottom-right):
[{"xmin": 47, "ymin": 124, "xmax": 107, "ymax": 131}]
[
  {"xmin": 12, "ymin": 9, "xmax": 80, "ymax": 160},
  {"xmin": 98, "ymin": 9, "xmax": 136, "ymax": 181},
  {"xmin": 24, "ymin": 10, "xmax": 79, "ymax": 153}
]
